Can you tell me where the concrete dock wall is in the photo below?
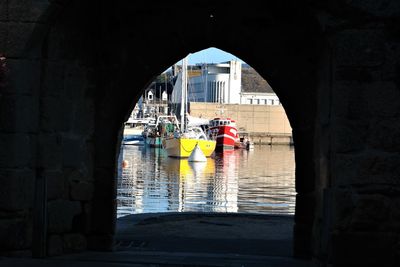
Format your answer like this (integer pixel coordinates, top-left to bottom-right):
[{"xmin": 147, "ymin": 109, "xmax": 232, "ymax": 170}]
[{"xmin": 190, "ymin": 103, "xmax": 293, "ymax": 145}]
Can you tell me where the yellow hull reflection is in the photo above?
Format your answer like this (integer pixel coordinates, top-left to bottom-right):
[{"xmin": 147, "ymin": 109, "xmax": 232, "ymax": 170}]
[
  {"xmin": 164, "ymin": 157, "xmax": 216, "ymax": 177},
  {"xmin": 164, "ymin": 157, "xmax": 193, "ymax": 176},
  {"xmin": 163, "ymin": 137, "xmax": 216, "ymax": 158}
]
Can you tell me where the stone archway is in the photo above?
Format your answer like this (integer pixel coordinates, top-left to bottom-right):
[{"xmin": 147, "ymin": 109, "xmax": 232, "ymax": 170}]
[
  {"xmin": 2, "ymin": 1, "xmax": 399, "ymax": 266},
  {"xmin": 89, "ymin": 2, "xmax": 323, "ymax": 258},
  {"xmin": 1, "ymin": 0, "xmax": 323, "ymax": 258}
]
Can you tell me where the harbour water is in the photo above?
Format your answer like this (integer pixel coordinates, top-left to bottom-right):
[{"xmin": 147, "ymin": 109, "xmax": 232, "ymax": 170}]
[{"xmin": 117, "ymin": 145, "xmax": 295, "ymax": 218}]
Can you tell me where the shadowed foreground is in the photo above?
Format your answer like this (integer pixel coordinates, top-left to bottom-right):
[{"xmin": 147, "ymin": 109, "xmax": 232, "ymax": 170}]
[{"xmin": 0, "ymin": 213, "xmax": 313, "ymax": 266}]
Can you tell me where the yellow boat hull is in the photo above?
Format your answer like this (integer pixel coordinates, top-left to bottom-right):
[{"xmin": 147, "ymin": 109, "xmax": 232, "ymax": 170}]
[
  {"xmin": 163, "ymin": 157, "xmax": 216, "ymax": 177},
  {"xmin": 163, "ymin": 138, "xmax": 216, "ymax": 158}
]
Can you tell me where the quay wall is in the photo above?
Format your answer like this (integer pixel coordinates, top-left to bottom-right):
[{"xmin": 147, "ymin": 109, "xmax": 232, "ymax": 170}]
[{"xmin": 189, "ymin": 103, "xmax": 293, "ymax": 145}]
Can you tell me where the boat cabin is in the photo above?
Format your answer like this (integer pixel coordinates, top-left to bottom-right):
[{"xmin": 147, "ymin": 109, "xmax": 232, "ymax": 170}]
[{"xmin": 210, "ymin": 118, "xmax": 236, "ymax": 127}]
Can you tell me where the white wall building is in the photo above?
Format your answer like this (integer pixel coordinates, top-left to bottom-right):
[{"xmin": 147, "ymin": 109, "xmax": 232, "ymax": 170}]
[
  {"xmin": 189, "ymin": 61, "xmax": 242, "ymax": 104},
  {"xmin": 172, "ymin": 60, "xmax": 281, "ymax": 106},
  {"xmin": 162, "ymin": 90, "xmax": 168, "ymax": 101},
  {"xmin": 240, "ymin": 92, "xmax": 280, "ymax": 105}
]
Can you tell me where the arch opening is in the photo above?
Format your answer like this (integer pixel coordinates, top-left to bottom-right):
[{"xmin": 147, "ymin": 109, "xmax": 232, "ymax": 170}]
[
  {"xmin": 116, "ymin": 47, "xmax": 297, "ymax": 258},
  {"xmin": 3, "ymin": 0, "xmax": 326, "ymax": 263}
]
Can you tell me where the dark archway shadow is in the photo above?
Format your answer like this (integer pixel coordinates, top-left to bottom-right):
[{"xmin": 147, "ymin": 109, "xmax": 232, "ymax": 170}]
[{"xmin": 22, "ymin": 0, "xmax": 326, "ymax": 263}]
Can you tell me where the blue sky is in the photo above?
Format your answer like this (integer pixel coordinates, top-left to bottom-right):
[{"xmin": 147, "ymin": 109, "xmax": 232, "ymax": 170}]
[
  {"xmin": 166, "ymin": 47, "xmax": 246, "ymax": 72},
  {"xmin": 172, "ymin": 47, "xmax": 245, "ymax": 66},
  {"xmin": 187, "ymin": 47, "xmax": 244, "ymax": 65}
]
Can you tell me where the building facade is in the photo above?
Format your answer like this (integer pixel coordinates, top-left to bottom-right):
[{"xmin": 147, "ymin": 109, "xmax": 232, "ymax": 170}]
[
  {"xmin": 185, "ymin": 61, "xmax": 281, "ymax": 106},
  {"xmin": 189, "ymin": 61, "xmax": 242, "ymax": 104},
  {"xmin": 239, "ymin": 92, "xmax": 280, "ymax": 105}
]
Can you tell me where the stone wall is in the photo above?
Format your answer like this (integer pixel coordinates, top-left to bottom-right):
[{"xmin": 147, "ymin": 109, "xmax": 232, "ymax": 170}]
[
  {"xmin": 0, "ymin": 1, "xmax": 100, "ymax": 256},
  {"xmin": 190, "ymin": 102, "xmax": 292, "ymax": 135},
  {"xmin": 0, "ymin": 1, "xmax": 399, "ymax": 266},
  {"xmin": 320, "ymin": 14, "xmax": 400, "ymax": 266},
  {"xmin": 0, "ymin": 1, "xmax": 49, "ymax": 255}
]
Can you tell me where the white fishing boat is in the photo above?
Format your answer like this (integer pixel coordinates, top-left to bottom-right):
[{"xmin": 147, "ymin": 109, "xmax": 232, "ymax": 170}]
[
  {"xmin": 123, "ymin": 125, "xmax": 145, "ymax": 145},
  {"xmin": 142, "ymin": 114, "xmax": 179, "ymax": 147},
  {"xmin": 122, "ymin": 135, "xmax": 145, "ymax": 146},
  {"xmin": 234, "ymin": 131, "xmax": 255, "ymax": 150}
]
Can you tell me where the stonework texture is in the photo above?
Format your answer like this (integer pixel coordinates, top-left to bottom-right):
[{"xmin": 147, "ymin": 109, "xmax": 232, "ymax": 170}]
[{"xmin": 0, "ymin": 1, "xmax": 399, "ymax": 266}]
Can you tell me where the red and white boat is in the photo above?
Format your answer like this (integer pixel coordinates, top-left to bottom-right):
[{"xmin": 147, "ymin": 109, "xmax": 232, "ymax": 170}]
[{"xmin": 209, "ymin": 118, "xmax": 239, "ymax": 150}]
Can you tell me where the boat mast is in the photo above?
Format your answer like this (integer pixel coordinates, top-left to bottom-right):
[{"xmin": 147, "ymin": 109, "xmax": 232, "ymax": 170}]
[{"xmin": 180, "ymin": 55, "xmax": 188, "ymax": 133}]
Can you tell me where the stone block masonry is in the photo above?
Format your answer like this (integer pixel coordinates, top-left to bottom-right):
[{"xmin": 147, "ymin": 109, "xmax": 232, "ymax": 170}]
[{"xmin": 0, "ymin": 1, "xmax": 400, "ymax": 266}]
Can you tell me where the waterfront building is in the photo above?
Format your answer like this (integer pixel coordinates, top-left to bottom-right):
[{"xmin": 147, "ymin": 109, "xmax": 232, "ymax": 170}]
[
  {"xmin": 180, "ymin": 61, "xmax": 281, "ymax": 105},
  {"xmin": 127, "ymin": 82, "xmax": 170, "ymax": 126},
  {"xmin": 129, "ymin": 62, "xmax": 283, "ymax": 126},
  {"xmin": 239, "ymin": 92, "xmax": 280, "ymax": 105},
  {"xmin": 189, "ymin": 60, "xmax": 242, "ymax": 104}
]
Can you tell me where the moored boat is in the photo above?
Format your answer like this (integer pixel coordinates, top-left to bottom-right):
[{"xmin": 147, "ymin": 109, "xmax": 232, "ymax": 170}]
[
  {"xmin": 123, "ymin": 134, "xmax": 144, "ymax": 145},
  {"xmin": 162, "ymin": 55, "xmax": 216, "ymax": 158},
  {"xmin": 209, "ymin": 117, "xmax": 238, "ymax": 150},
  {"xmin": 234, "ymin": 131, "xmax": 254, "ymax": 150},
  {"xmin": 142, "ymin": 115, "xmax": 179, "ymax": 147},
  {"xmin": 163, "ymin": 126, "xmax": 216, "ymax": 158}
]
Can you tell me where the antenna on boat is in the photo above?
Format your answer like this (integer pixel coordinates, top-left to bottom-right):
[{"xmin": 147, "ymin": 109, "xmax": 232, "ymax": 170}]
[{"xmin": 180, "ymin": 54, "xmax": 189, "ymax": 133}]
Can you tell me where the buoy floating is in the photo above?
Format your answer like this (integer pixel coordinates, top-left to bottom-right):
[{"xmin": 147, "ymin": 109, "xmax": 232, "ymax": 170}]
[
  {"xmin": 188, "ymin": 144, "xmax": 207, "ymax": 162},
  {"xmin": 122, "ymin": 160, "xmax": 129, "ymax": 168}
]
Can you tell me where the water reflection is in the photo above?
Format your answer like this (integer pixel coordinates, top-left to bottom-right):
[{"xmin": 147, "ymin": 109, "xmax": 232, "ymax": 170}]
[{"xmin": 117, "ymin": 145, "xmax": 295, "ymax": 218}]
